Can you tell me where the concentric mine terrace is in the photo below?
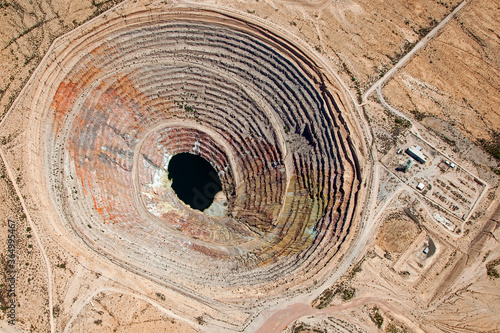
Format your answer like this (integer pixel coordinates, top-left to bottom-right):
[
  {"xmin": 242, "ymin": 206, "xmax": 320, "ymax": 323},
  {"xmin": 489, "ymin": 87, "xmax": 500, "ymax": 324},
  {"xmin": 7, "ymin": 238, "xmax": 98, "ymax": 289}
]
[{"xmin": 24, "ymin": 7, "xmax": 364, "ymax": 329}]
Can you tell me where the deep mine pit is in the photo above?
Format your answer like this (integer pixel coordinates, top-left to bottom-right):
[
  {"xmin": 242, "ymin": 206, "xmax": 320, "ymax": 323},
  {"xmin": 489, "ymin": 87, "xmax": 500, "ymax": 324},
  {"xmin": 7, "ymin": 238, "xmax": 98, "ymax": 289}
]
[{"xmin": 31, "ymin": 9, "xmax": 362, "ymax": 302}]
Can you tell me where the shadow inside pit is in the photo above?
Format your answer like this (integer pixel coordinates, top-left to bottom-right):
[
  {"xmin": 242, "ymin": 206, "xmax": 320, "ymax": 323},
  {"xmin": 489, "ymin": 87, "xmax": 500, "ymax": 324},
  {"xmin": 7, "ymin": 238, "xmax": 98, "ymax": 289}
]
[{"xmin": 168, "ymin": 152, "xmax": 222, "ymax": 211}]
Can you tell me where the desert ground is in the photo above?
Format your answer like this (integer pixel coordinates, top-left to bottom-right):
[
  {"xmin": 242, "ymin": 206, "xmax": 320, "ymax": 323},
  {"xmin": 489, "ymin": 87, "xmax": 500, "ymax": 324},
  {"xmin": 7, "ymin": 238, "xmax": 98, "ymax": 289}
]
[{"xmin": 0, "ymin": 0, "xmax": 498, "ymax": 332}]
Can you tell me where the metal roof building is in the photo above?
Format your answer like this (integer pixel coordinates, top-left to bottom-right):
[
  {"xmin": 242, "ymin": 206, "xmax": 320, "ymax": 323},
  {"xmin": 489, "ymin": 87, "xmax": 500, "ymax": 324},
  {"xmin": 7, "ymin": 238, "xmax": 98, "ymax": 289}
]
[{"xmin": 405, "ymin": 146, "xmax": 426, "ymax": 164}]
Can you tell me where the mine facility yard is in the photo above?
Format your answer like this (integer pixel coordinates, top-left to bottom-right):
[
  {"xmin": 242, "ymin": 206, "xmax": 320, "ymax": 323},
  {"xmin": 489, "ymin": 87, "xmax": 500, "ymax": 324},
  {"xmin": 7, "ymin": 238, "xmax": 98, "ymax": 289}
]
[
  {"xmin": 0, "ymin": 0, "xmax": 499, "ymax": 332},
  {"xmin": 381, "ymin": 132, "xmax": 488, "ymax": 233}
]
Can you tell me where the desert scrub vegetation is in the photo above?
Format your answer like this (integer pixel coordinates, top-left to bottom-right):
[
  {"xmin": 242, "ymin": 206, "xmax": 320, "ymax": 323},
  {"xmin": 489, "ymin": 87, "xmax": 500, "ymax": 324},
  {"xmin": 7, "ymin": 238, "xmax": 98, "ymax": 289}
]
[
  {"xmin": 370, "ymin": 307, "xmax": 384, "ymax": 328},
  {"xmin": 486, "ymin": 257, "xmax": 500, "ymax": 278},
  {"xmin": 313, "ymin": 283, "xmax": 357, "ymax": 309},
  {"xmin": 479, "ymin": 131, "xmax": 500, "ymax": 161}
]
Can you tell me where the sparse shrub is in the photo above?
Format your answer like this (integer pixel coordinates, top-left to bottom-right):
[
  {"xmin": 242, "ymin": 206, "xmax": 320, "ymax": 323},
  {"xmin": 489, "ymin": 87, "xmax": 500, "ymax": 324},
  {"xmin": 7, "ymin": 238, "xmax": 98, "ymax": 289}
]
[
  {"xmin": 410, "ymin": 109, "xmax": 426, "ymax": 121},
  {"xmin": 155, "ymin": 292, "xmax": 166, "ymax": 301},
  {"xmin": 486, "ymin": 258, "xmax": 500, "ymax": 278},
  {"xmin": 314, "ymin": 287, "xmax": 335, "ymax": 309},
  {"xmin": 341, "ymin": 287, "xmax": 356, "ymax": 301},
  {"xmin": 386, "ymin": 322, "xmax": 406, "ymax": 333},
  {"xmin": 370, "ymin": 307, "xmax": 384, "ymax": 328},
  {"xmin": 487, "ymin": 268, "xmax": 499, "ymax": 278},
  {"xmin": 393, "ymin": 117, "xmax": 411, "ymax": 131},
  {"xmin": 195, "ymin": 315, "xmax": 205, "ymax": 325},
  {"xmin": 348, "ymin": 260, "xmax": 363, "ymax": 279},
  {"xmin": 399, "ymin": 271, "xmax": 410, "ymax": 277},
  {"xmin": 53, "ymin": 304, "xmax": 60, "ymax": 317},
  {"xmin": 292, "ymin": 323, "xmax": 305, "ymax": 332}
]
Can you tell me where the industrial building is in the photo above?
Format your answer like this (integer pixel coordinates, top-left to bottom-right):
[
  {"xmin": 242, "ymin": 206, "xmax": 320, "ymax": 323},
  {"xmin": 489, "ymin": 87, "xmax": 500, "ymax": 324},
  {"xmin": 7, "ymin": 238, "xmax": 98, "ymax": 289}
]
[{"xmin": 406, "ymin": 146, "xmax": 427, "ymax": 164}]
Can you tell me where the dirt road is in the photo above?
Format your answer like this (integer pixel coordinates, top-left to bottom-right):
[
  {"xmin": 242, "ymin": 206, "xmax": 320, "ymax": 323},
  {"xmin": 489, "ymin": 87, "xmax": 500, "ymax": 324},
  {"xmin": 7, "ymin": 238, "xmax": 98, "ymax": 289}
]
[
  {"xmin": 362, "ymin": 0, "xmax": 468, "ymax": 102},
  {"xmin": 255, "ymin": 297, "xmax": 426, "ymax": 333},
  {"xmin": 0, "ymin": 148, "xmax": 55, "ymax": 333}
]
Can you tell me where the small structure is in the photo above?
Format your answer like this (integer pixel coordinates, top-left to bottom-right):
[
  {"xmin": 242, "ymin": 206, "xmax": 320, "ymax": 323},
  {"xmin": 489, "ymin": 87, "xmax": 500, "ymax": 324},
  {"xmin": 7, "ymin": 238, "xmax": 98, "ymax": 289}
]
[
  {"xmin": 433, "ymin": 212, "xmax": 456, "ymax": 231},
  {"xmin": 423, "ymin": 247, "xmax": 429, "ymax": 254},
  {"xmin": 397, "ymin": 148, "xmax": 403, "ymax": 154},
  {"xmin": 417, "ymin": 183, "xmax": 425, "ymax": 191},
  {"xmin": 406, "ymin": 146, "xmax": 426, "ymax": 164},
  {"xmin": 438, "ymin": 161, "xmax": 449, "ymax": 172},
  {"xmin": 444, "ymin": 160, "xmax": 455, "ymax": 168}
]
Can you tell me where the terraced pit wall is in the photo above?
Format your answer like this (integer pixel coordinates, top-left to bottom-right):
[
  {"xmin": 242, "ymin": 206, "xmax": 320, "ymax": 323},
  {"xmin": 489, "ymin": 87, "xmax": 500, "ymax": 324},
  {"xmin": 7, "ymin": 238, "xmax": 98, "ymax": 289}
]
[{"xmin": 1, "ymin": 5, "xmax": 366, "ymax": 329}]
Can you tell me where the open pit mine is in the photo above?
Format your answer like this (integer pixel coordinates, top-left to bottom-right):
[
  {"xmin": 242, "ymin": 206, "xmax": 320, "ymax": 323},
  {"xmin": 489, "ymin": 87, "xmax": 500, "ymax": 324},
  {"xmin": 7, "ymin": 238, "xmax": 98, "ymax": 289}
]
[{"xmin": 13, "ymin": 6, "xmax": 366, "ymax": 330}]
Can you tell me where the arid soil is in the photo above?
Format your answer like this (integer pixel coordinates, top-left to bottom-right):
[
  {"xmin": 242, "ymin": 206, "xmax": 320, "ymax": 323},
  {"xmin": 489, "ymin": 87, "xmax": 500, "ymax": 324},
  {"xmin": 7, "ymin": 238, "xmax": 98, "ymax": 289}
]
[
  {"xmin": 0, "ymin": 158, "xmax": 49, "ymax": 332},
  {"xmin": 68, "ymin": 292, "xmax": 197, "ymax": 333},
  {"xmin": 0, "ymin": 0, "xmax": 123, "ymax": 120},
  {"xmin": 224, "ymin": 0, "xmax": 463, "ymax": 100},
  {"xmin": 383, "ymin": 0, "xmax": 500, "ymax": 142}
]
